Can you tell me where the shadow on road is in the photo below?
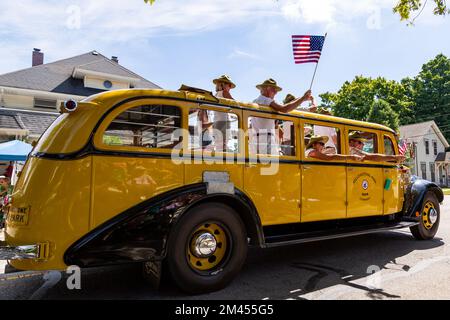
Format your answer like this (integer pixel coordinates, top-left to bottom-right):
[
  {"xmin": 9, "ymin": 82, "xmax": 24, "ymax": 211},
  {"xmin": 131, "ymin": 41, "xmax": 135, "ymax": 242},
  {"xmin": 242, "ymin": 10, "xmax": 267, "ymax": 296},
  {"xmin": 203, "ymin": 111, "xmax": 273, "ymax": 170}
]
[{"xmin": 37, "ymin": 230, "xmax": 444, "ymax": 300}]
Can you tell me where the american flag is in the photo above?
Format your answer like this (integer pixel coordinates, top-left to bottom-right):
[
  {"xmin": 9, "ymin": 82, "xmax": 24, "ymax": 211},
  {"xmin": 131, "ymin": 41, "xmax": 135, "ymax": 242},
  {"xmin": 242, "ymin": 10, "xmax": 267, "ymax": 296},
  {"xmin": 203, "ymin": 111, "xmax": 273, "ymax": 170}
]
[
  {"xmin": 292, "ymin": 35, "xmax": 325, "ymax": 64},
  {"xmin": 399, "ymin": 139, "xmax": 408, "ymax": 156}
]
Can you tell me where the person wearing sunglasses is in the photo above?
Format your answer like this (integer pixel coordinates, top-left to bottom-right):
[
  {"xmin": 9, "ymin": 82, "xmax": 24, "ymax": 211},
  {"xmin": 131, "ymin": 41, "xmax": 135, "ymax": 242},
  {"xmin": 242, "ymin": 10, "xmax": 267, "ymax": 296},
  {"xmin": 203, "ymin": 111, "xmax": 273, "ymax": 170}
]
[
  {"xmin": 349, "ymin": 132, "xmax": 405, "ymax": 163},
  {"xmin": 305, "ymin": 135, "xmax": 362, "ymax": 161}
]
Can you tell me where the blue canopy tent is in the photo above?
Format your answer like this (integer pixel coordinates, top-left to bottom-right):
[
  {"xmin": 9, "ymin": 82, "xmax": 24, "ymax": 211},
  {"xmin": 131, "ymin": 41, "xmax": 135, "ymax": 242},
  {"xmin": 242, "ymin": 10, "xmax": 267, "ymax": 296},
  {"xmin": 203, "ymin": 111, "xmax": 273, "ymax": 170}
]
[{"xmin": 0, "ymin": 140, "xmax": 32, "ymax": 161}]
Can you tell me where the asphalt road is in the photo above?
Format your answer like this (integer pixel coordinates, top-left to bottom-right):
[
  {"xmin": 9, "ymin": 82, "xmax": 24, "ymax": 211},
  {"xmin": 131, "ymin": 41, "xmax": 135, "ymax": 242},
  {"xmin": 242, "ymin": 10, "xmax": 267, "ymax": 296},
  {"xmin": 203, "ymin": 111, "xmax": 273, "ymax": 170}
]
[{"xmin": 1, "ymin": 196, "xmax": 449, "ymax": 300}]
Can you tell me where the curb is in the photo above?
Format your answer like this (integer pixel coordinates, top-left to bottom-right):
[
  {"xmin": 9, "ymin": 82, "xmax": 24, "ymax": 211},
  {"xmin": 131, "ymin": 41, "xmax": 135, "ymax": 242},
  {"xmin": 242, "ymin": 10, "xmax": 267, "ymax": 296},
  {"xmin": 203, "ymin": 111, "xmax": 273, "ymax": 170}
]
[{"xmin": 0, "ymin": 271, "xmax": 45, "ymax": 282}]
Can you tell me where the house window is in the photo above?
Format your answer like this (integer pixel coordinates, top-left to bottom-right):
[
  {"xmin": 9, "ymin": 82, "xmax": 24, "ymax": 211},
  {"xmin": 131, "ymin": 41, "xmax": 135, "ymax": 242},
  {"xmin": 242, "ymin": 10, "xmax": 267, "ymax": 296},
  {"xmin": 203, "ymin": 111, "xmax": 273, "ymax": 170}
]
[
  {"xmin": 420, "ymin": 162, "xmax": 427, "ymax": 180},
  {"xmin": 433, "ymin": 140, "xmax": 438, "ymax": 155},
  {"xmin": 102, "ymin": 104, "xmax": 182, "ymax": 149},
  {"xmin": 103, "ymin": 80, "xmax": 113, "ymax": 89},
  {"xmin": 425, "ymin": 140, "xmax": 429, "ymax": 155},
  {"xmin": 429, "ymin": 162, "xmax": 435, "ymax": 182},
  {"xmin": 34, "ymin": 98, "xmax": 57, "ymax": 109}
]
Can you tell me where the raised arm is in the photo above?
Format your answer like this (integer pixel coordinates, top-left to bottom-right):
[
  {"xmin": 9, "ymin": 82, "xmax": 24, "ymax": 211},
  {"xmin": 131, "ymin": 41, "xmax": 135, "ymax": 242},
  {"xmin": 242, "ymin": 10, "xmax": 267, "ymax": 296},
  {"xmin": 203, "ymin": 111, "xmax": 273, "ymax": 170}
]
[
  {"xmin": 307, "ymin": 150, "xmax": 363, "ymax": 161},
  {"xmin": 364, "ymin": 153, "xmax": 406, "ymax": 163},
  {"xmin": 269, "ymin": 90, "xmax": 313, "ymax": 113}
]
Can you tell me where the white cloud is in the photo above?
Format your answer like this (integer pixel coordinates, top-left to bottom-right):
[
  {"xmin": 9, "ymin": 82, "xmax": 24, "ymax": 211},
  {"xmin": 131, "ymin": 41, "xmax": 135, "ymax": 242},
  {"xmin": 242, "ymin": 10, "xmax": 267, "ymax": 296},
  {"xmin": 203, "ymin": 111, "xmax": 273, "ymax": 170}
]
[
  {"xmin": 280, "ymin": 0, "xmax": 397, "ymax": 29},
  {"xmin": 0, "ymin": 0, "xmax": 446, "ymax": 75},
  {"xmin": 228, "ymin": 49, "xmax": 263, "ymax": 61}
]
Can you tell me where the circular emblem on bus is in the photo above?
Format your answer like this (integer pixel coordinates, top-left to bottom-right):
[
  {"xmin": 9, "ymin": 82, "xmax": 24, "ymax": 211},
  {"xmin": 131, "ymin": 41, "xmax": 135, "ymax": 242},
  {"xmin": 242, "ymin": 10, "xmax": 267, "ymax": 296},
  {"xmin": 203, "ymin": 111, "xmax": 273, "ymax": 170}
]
[{"xmin": 362, "ymin": 180, "xmax": 369, "ymax": 190}]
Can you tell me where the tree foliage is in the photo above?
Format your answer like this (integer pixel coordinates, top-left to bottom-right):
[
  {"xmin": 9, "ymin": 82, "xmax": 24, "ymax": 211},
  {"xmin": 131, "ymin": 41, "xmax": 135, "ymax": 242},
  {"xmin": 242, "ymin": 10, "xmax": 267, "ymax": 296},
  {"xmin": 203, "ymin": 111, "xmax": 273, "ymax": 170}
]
[
  {"xmin": 404, "ymin": 54, "xmax": 450, "ymax": 140},
  {"xmin": 367, "ymin": 99, "xmax": 400, "ymax": 131},
  {"xmin": 319, "ymin": 76, "xmax": 414, "ymax": 131},
  {"xmin": 393, "ymin": 0, "xmax": 449, "ymax": 23},
  {"xmin": 320, "ymin": 54, "xmax": 450, "ymax": 141}
]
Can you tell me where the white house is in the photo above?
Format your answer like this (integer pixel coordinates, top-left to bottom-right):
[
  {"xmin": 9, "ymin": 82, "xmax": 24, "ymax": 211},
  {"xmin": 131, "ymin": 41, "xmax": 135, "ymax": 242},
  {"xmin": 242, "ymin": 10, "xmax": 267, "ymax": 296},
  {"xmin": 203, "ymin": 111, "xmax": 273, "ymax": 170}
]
[{"xmin": 400, "ymin": 120, "xmax": 450, "ymax": 187}]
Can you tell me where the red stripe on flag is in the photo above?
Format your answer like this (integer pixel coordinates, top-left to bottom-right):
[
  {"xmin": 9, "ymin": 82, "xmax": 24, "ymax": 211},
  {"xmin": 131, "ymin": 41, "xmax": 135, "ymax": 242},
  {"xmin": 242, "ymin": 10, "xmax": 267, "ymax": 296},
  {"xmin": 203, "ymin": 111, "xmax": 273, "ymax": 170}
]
[
  {"xmin": 292, "ymin": 35, "xmax": 310, "ymax": 39},
  {"xmin": 294, "ymin": 53, "xmax": 321, "ymax": 57},
  {"xmin": 294, "ymin": 59, "xmax": 319, "ymax": 64},
  {"xmin": 294, "ymin": 52, "xmax": 321, "ymax": 56}
]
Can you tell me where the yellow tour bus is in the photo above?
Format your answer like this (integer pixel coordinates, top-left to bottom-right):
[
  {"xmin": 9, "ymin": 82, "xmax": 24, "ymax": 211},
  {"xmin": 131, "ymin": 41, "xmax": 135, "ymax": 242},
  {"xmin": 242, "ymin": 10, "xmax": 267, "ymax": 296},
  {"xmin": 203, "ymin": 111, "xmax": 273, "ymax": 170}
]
[{"xmin": 0, "ymin": 86, "xmax": 444, "ymax": 293}]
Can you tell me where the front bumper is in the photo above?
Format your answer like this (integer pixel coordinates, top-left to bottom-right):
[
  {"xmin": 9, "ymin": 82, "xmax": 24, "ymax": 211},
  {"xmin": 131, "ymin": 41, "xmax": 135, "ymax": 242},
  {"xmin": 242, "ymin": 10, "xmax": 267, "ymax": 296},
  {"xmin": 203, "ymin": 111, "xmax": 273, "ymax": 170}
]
[{"xmin": 0, "ymin": 241, "xmax": 49, "ymax": 260}]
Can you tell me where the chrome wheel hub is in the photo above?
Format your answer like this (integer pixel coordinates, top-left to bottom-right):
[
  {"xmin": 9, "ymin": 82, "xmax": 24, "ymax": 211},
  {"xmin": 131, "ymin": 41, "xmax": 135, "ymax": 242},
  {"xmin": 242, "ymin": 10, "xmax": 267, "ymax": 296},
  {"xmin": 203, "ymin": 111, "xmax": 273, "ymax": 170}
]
[
  {"xmin": 429, "ymin": 208, "xmax": 438, "ymax": 224},
  {"xmin": 192, "ymin": 233, "xmax": 217, "ymax": 258}
]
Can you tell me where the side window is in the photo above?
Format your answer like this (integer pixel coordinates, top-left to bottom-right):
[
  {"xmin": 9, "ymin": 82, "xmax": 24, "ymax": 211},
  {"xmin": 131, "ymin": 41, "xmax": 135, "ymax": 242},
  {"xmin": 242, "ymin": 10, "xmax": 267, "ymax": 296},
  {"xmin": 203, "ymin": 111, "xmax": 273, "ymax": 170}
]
[
  {"xmin": 384, "ymin": 136, "xmax": 396, "ymax": 156},
  {"xmin": 102, "ymin": 104, "xmax": 181, "ymax": 149},
  {"xmin": 304, "ymin": 123, "xmax": 341, "ymax": 158},
  {"xmin": 188, "ymin": 108, "xmax": 239, "ymax": 153},
  {"xmin": 248, "ymin": 116, "xmax": 295, "ymax": 156},
  {"xmin": 348, "ymin": 130, "xmax": 377, "ymax": 155}
]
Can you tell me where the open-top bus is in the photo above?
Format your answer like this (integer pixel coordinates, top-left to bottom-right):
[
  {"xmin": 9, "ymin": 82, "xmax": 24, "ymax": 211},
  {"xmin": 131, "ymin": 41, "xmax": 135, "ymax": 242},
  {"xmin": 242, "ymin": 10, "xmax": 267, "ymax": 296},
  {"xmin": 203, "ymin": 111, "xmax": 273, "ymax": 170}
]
[{"xmin": 0, "ymin": 87, "xmax": 443, "ymax": 293}]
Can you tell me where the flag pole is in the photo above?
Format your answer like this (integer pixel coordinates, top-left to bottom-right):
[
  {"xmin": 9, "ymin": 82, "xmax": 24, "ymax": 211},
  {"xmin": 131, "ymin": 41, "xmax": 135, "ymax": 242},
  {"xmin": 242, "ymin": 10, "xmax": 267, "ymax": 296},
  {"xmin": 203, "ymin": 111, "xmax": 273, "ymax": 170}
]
[{"xmin": 309, "ymin": 32, "xmax": 327, "ymax": 91}]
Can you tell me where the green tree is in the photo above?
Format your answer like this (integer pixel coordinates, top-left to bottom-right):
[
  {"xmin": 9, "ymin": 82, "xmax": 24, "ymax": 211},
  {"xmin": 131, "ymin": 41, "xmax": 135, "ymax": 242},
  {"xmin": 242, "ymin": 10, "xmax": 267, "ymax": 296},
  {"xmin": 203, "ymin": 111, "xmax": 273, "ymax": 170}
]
[
  {"xmin": 407, "ymin": 54, "xmax": 450, "ymax": 141},
  {"xmin": 393, "ymin": 0, "xmax": 449, "ymax": 24},
  {"xmin": 319, "ymin": 76, "xmax": 413, "ymax": 125},
  {"xmin": 367, "ymin": 99, "xmax": 400, "ymax": 131}
]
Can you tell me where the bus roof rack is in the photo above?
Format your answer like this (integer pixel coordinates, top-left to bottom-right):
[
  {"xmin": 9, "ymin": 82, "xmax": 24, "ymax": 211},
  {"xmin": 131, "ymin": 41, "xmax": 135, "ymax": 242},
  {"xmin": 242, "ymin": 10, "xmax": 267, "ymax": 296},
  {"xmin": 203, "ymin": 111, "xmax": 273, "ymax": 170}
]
[{"xmin": 178, "ymin": 84, "xmax": 219, "ymax": 102}]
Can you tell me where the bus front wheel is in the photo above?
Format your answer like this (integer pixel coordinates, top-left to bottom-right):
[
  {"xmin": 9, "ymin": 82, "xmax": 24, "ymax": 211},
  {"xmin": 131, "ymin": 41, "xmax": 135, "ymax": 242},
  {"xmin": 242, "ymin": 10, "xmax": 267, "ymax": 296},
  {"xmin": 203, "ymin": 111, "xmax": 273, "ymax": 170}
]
[
  {"xmin": 410, "ymin": 192, "xmax": 440, "ymax": 240},
  {"xmin": 166, "ymin": 202, "xmax": 248, "ymax": 294}
]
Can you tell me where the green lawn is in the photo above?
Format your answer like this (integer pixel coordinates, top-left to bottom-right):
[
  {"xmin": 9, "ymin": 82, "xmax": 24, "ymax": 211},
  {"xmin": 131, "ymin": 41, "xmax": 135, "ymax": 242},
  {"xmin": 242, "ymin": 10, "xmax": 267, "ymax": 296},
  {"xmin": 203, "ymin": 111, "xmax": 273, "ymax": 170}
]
[{"xmin": 443, "ymin": 188, "xmax": 450, "ymax": 195}]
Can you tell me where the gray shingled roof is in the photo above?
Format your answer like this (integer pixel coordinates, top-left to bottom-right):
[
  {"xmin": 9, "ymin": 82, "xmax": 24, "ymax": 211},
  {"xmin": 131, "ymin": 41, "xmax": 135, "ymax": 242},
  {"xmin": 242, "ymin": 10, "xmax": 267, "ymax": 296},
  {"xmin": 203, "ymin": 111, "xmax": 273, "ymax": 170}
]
[
  {"xmin": 399, "ymin": 121, "xmax": 436, "ymax": 139},
  {"xmin": 0, "ymin": 51, "xmax": 160, "ymax": 96},
  {"xmin": 0, "ymin": 109, "xmax": 58, "ymax": 136},
  {"xmin": 435, "ymin": 152, "xmax": 446, "ymax": 161}
]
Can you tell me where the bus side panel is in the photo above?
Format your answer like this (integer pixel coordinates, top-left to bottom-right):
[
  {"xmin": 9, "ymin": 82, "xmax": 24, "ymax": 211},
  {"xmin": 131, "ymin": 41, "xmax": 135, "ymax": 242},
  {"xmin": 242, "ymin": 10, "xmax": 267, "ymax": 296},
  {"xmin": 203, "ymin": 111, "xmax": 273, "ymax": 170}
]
[
  {"xmin": 90, "ymin": 156, "xmax": 184, "ymax": 229},
  {"xmin": 6, "ymin": 157, "xmax": 92, "ymax": 271},
  {"xmin": 245, "ymin": 162, "xmax": 301, "ymax": 226},
  {"xmin": 383, "ymin": 167, "xmax": 404, "ymax": 214}
]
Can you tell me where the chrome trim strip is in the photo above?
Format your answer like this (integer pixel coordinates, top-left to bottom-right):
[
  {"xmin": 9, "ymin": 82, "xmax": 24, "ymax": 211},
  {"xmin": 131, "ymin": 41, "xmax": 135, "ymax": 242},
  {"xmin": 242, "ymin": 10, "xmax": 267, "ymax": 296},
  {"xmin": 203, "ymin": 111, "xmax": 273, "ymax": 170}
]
[{"xmin": 0, "ymin": 242, "xmax": 39, "ymax": 260}]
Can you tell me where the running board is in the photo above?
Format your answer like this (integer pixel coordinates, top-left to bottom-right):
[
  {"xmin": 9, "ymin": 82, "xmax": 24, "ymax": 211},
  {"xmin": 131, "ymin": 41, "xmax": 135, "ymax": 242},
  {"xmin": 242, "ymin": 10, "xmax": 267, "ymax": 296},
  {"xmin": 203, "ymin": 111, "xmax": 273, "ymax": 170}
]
[{"xmin": 263, "ymin": 221, "xmax": 418, "ymax": 248}]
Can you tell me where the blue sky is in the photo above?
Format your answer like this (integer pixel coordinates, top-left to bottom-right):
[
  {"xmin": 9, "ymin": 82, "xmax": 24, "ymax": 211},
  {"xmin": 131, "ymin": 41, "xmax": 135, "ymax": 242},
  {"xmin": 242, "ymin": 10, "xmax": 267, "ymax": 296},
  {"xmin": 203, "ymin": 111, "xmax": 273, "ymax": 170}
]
[{"xmin": 1, "ymin": 0, "xmax": 449, "ymax": 104}]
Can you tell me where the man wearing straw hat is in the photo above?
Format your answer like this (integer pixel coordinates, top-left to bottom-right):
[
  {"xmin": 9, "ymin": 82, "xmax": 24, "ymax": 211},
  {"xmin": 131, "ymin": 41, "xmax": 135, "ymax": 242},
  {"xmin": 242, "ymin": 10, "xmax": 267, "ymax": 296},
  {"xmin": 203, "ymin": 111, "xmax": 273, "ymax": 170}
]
[
  {"xmin": 253, "ymin": 78, "xmax": 314, "ymax": 112},
  {"xmin": 349, "ymin": 132, "xmax": 405, "ymax": 163},
  {"xmin": 250, "ymin": 79, "xmax": 314, "ymax": 154},
  {"xmin": 305, "ymin": 135, "xmax": 362, "ymax": 161},
  {"xmin": 211, "ymin": 75, "xmax": 236, "ymax": 151},
  {"xmin": 213, "ymin": 74, "xmax": 235, "ymax": 100}
]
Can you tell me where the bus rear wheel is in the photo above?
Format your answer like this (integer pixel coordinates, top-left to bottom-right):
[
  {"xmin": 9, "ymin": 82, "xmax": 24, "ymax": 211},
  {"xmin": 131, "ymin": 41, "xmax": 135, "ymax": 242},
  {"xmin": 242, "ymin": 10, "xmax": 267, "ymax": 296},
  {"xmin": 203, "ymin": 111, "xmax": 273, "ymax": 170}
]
[
  {"xmin": 410, "ymin": 192, "xmax": 440, "ymax": 240},
  {"xmin": 166, "ymin": 202, "xmax": 247, "ymax": 294}
]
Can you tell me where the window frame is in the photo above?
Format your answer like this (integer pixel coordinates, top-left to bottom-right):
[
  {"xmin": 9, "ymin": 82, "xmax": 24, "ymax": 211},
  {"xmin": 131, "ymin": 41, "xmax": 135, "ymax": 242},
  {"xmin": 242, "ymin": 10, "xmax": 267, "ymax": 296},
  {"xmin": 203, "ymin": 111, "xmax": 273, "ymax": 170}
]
[
  {"xmin": 429, "ymin": 162, "xmax": 435, "ymax": 182},
  {"xmin": 345, "ymin": 126, "xmax": 381, "ymax": 164},
  {"xmin": 94, "ymin": 99, "xmax": 187, "ymax": 154},
  {"xmin": 425, "ymin": 139, "xmax": 430, "ymax": 155},
  {"xmin": 382, "ymin": 134, "xmax": 397, "ymax": 157},
  {"xmin": 300, "ymin": 119, "xmax": 346, "ymax": 163},
  {"xmin": 433, "ymin": 140, "xmax": 438, "ymax": 156},
  {"xmin": 420, "ymin": 162, "xmax": 427, "ymax": 180},
  {"xmin": 244, "ymin": 110, "xmax": 300, "ymax": 161},
  {"xmin": 187, "ymin": 104, "xmax": 243, "ymax": 158}
]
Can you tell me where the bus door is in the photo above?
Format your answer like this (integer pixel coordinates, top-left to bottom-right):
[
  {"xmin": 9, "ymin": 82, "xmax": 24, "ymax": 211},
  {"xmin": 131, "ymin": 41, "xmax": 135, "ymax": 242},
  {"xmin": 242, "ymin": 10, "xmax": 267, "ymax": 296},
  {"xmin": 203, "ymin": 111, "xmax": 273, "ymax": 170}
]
[
  {"xmin": 184, "ymin": 104, "xmax": 244, "ymax": 191},
  {"xmin": 382, "ymin": 134, "xmax": 404, "ymax": 215},
  {"xmin": 92, "ymin": 100, "xmax": 185, "ymax": 229},
  {"xmin": 301, "ymin": 121, "xmax": 347, "ymax": 222},
  {"xmin": 243, "ymin": 111, "xmax": 300, "ymax": 225},
  {"xmin": 345, "ymin": 127, "xmax": 384, "ymax": 218}
]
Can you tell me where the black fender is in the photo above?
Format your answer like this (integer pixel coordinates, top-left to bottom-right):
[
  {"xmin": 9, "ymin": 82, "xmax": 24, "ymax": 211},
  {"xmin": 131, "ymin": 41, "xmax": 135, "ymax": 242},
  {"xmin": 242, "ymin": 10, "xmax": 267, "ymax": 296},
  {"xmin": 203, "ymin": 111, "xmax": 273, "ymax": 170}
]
[
  {"xmin": 64, "ymin": 183, "xmax": 263, "ymax": 268},
  {"xmin": 402, "ymin": 176, "xmax": 444, "ymax": 221}
]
